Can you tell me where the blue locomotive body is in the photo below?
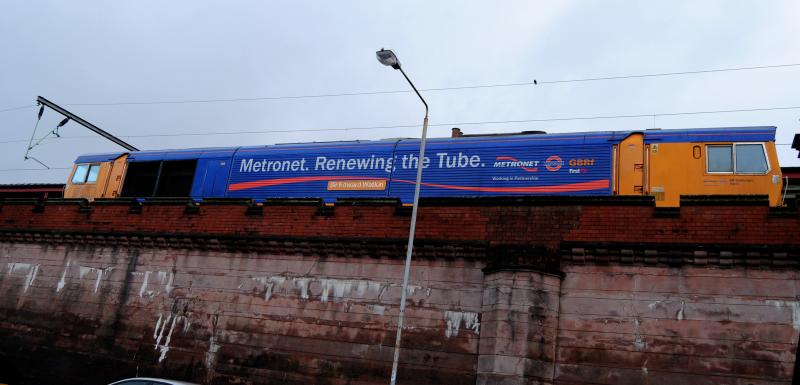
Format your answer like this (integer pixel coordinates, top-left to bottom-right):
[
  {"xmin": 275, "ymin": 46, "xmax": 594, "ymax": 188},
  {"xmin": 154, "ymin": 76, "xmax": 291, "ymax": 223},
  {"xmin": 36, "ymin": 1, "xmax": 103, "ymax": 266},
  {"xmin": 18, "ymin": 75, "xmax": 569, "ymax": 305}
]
[{"xmin": 66, "ymin": 127, "xmax": 783, "ymax": 206}]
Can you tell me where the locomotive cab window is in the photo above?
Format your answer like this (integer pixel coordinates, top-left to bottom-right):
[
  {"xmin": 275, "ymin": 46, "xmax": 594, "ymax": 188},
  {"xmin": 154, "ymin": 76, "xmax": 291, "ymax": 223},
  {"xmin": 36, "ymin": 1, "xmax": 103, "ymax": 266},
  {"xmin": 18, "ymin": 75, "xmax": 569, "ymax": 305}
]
[
  {"xmin": 71, "ymin": 164, "xmax": 101, "ymax": 184},
  {"xmin": 706, "ymin": 143, "xmax": 768, "ymax": 174}
]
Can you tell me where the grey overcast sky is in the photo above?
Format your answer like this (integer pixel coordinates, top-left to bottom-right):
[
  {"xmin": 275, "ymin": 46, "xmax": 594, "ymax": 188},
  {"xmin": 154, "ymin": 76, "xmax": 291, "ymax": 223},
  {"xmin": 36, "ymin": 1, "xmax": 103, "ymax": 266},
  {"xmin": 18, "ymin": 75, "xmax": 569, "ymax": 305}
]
[{"xmin": 1, "ymin": 1, "xmax": 799, "ymax": 184}]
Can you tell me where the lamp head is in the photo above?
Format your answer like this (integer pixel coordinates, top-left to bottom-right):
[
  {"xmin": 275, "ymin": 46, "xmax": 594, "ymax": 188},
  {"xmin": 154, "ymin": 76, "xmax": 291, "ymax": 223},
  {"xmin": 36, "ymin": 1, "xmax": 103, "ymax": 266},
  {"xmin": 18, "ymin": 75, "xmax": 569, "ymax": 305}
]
[{"xmin": 376, "ymin": 48, "xmax": 401, "ymax": 70}]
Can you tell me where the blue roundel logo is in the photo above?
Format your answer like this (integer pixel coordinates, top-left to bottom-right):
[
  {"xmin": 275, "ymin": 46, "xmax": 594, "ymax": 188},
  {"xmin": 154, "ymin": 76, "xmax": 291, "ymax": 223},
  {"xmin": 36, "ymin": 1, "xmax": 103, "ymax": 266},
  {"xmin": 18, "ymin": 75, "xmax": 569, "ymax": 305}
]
[{"xmin": 544, "ymin": 155, "xmax": 563, "ymax": 172}]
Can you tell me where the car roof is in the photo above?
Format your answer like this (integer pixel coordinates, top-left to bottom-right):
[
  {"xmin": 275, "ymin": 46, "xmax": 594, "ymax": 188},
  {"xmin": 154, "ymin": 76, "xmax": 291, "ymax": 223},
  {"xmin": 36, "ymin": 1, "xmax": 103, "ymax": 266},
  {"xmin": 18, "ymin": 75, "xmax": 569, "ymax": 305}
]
[{"xmin": 108, "ymin": 377, "xmax": 200, "ymax": 385}]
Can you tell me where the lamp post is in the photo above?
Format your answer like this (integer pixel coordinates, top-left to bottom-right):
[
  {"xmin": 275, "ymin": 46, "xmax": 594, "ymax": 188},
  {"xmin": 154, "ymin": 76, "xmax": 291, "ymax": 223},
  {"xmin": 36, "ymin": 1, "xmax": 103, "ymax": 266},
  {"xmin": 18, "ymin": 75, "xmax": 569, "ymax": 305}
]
[{"xmin": 376, "ymin": 48, "xmax": 428, "ymax": 385}]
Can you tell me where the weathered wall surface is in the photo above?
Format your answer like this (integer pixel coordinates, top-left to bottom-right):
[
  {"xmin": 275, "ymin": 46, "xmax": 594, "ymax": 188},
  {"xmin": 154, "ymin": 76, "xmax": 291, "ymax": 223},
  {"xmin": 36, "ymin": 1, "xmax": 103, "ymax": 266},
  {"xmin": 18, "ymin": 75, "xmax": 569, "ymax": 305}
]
[
  {"xmin": 478, "ymin": 270, "xmax": 561, "ymax": 385},
  {"xmin": 0, "ymin": 240, "xmax": 484, "ymax": 385},
  {"xmin": 557, "ymin": 264, "xmax": 799, "ymax": 384},
  {"xmin": 0, "ymin": 197, "xmax": 798, "ymax": 385}
]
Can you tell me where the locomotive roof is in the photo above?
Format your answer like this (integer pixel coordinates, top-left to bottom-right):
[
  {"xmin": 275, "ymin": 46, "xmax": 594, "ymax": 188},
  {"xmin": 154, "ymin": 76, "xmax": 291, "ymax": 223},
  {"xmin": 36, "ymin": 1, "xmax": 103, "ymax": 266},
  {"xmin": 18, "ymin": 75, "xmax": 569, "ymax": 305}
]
[
  {"xmin": 74, "ymin": 126, "xmax": 776, "ymax": 163},
  {"xmin": 73, "ymin": 152, "xmax": 127, "ymax": 163}
]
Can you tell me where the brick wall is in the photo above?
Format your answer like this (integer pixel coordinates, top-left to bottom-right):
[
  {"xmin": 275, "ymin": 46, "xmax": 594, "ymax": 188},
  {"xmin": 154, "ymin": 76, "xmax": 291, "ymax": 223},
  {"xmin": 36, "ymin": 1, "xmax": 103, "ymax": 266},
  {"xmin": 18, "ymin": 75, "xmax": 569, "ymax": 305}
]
[{"xmin": 0, "ymin": 197, "xmax": 797, "ymax": 385}]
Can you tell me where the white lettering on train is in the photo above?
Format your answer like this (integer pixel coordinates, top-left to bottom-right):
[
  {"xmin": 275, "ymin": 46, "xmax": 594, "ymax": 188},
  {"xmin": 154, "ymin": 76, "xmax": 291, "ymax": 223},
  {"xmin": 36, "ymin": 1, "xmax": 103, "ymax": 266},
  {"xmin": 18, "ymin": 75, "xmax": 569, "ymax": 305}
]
[
  {"xmin": 493, "ymin": 160, "xmax": 540, "ymax": 168},
  {"xmin": 314, "ymin": 155, "xmax": 396, "ymax": 172},
  {"xmin": 240, "ymin": 158, "xmax": 308, "ymax": 173},
  {"xmin": 239, "ymin": 152, "xmax": 484, "ymax": 174},
  {"xmin": 437, "ymin": 152, "xmax": 481, "ymax": 168}
]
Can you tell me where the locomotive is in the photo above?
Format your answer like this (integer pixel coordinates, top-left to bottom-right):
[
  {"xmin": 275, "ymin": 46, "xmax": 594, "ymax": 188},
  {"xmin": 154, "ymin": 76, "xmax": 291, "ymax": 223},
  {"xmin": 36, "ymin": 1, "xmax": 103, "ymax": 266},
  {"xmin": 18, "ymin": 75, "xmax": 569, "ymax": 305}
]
[{"xmin": 65, "ymin": 126, "xmax": 785, "ymax": 207}]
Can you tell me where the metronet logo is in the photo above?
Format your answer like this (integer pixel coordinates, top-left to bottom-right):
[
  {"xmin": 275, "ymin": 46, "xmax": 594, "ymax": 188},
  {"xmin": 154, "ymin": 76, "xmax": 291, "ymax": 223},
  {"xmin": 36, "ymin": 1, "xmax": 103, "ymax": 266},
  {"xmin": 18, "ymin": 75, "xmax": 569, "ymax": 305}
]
[
  {"xmin": 493, "ymin": 156, "xmax": 539, "ymax": 172},
  {"xmin": 544, "ymin": 155, "xmax": 563, "ymax": 172}
]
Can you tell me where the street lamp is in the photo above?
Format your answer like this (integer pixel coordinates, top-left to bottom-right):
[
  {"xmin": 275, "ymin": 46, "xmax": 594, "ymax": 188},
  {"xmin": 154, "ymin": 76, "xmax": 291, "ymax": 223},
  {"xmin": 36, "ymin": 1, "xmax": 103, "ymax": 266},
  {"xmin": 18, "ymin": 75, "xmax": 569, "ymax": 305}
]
[{"xmin": 376, "ymin": 48, "xmax": 428, "ymax": 385}]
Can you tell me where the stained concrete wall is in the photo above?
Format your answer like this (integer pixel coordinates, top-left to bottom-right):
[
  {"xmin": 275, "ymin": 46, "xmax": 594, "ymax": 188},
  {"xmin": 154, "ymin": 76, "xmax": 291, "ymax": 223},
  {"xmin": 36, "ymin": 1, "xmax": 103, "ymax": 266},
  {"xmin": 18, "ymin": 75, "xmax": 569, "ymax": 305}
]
[
  {"xmin": 478, "ymin": 270, "xmax": 561, "ymax": 385},
  {"xmin": 0, "ymin": 197, "xmax": 797, "ymax": 384},
  {"xmin": 0, "ymin": 241, "xmax": 483, "ymax": 384},
  {"xmin": 557, "ymin": 265, "xmax": 799, "ymax": 384}
]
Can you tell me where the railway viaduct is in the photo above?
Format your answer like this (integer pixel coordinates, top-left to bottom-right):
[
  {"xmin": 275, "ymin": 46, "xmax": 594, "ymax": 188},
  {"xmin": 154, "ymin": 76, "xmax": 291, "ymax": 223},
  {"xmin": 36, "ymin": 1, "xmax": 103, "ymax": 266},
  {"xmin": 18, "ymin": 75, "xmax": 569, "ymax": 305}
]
[{"xmin": 0, "ymin": 196, "xmax": 799, "ymax": 384}]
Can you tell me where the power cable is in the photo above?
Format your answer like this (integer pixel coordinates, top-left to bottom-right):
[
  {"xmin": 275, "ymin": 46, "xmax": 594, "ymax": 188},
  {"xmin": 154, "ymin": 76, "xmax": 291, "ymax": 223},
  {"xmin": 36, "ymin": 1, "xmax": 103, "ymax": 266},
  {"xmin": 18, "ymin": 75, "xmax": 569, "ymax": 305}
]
[
  {"xmin": 17, "ymin": 62, "xmax": 800, "ymax": 108},
  {"xmin": 0, "ymin": 167, "xmax": 70, "ymax": 172},
  {"xmin": 536, "ymin": 63, "xmax": 800, "ymax": 84},
  {"xmin": 0, "ymin": 105, "xmax": 35, "ymax": 114},
  {"xmin": 1, "ymin": 104, "xmax": 799, "ymax": 144}
]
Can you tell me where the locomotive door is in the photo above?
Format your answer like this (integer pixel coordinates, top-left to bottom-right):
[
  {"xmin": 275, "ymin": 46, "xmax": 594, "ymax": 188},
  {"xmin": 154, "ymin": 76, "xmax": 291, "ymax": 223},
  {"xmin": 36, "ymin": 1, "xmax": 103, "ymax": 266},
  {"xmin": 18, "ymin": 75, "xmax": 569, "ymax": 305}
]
[
  {"xmin": 101, "ymin": 155, "xmax": 128, "ymax": 198},
  {"xmin": 615, "ymin": 133, "xmax": 645, "ymax": 196},
  {"xmin": 193, "ymin": 158, "xmax": 232, "ymax": 198}
]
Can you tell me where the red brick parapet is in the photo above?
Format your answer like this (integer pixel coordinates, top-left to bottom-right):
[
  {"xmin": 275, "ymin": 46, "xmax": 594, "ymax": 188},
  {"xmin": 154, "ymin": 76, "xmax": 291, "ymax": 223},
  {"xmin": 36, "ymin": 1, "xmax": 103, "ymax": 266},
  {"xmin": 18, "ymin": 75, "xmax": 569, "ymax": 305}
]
[{"xmin": 0, "ymin": 196, "xmax": 797, "ymax": 260}]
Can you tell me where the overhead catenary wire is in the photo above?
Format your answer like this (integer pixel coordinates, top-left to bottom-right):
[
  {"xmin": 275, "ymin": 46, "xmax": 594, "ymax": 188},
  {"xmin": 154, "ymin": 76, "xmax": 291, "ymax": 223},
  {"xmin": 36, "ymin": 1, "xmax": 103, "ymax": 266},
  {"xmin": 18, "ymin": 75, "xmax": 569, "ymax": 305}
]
[
  {"xmin": 0, "ymin": 62, "xmax": 792, "ymax": 109},
  {"xmin": 0, "ymin": 104, "xmax": 798, "ymax": 145},
  {"xmin": 0, "ymin": 105, "xmax": 35, "ymax": 114},
  {"xmin": 18, "ymin": 137, "xmax": 791, "ymax": 146},
  {"xmin": 0, "ymin": 167, "xmax": 70, "ymax": 172},
  {"xmin": 535, "ymin": 63, "xmax": 800, "ymax": 84}
]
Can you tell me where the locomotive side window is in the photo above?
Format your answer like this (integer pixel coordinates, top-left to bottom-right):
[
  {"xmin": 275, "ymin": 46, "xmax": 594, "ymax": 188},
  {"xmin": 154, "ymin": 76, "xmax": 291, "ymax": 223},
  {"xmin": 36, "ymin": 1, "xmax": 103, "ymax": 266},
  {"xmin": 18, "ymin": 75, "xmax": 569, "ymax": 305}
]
[
  {"xmin": 707, "ymin": 145, "xmax": 733, "ymax": 173},
  {"xmin": 120, "ymin": 161, "xmax": 160, "ymax": 197},
  {"xmin": 155, "ymin": 160, "xmax": 197, "ymax": 197},
  {"xmin": 735, "ymin": 144, "xmax": 768, "ymax": 173},
  {"xmin": 71, "ymin": 164, "xmax": 100, "ymax": 184},
  {"xmin": 706, "ymin": 143, "xmax": 769, "ymax": 174},
  {"xmin": 120, "ymin": 160, "xmax": 197, "ymax": 197}
]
